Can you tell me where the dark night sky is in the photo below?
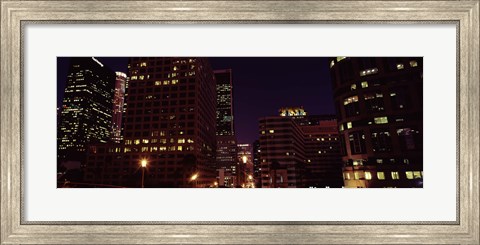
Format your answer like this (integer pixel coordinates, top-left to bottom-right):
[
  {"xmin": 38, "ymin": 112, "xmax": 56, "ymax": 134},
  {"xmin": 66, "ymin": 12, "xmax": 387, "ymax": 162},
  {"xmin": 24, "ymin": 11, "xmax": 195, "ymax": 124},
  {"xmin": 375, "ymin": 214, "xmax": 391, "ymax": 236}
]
[{"xmin": 57, "ymin": 57, "xmax": 334, "ymax": 144}]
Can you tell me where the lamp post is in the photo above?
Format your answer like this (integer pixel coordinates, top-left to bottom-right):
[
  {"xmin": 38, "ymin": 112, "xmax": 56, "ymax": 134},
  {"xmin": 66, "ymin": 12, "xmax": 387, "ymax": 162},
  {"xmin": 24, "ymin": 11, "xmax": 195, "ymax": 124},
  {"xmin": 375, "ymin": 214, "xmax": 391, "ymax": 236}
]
[{"xmin": 140, "ymin": 159, "xmax": 148, "ymax": 188}]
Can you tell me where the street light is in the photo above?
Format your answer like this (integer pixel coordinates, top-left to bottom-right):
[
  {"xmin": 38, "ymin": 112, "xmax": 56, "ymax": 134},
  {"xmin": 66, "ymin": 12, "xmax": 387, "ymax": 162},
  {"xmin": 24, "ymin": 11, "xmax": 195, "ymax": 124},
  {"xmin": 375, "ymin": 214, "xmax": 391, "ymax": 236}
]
[
  {"xmin": 190, "ymin": 173, "xmax": 199, "ymax": 188},
  {"xmin": 140, "ymin": 159, "xmax": 148, "ymax": 188}
]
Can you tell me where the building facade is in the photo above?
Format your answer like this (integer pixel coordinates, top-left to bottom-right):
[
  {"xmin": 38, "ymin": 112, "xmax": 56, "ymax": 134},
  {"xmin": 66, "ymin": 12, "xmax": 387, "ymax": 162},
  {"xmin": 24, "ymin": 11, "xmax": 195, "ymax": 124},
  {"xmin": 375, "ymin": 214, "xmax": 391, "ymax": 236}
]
[
  {"xmin": 57, "ymin": 57, "xmax": 115, "ymax": 163},
  {"xmin": 329, "ymin": 57, "xmax": 423, "ymax": 188},
  {"xmin": 84, "ymin": 57, "xmax": 217, "ymax": 187},
  {"xmin": 252, "ymin": 140, "xmax": 261, "ymax": 188},
  {"xmin": 111, "ymin": 71, "xmax": 127, "ymax": 143},
  {"xmin": 259, "ymin": 107, "xmax": 343, "ymax": 188},
  {"xmin": 259, "ymin": 115, "xmax": 307, "ymax": 188}
]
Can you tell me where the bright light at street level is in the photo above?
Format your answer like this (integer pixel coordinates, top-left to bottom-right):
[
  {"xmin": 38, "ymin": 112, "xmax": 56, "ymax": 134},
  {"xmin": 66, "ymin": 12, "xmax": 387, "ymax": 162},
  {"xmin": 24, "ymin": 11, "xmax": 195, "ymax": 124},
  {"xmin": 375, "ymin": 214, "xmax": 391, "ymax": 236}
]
[
  {"xmin": 248, "ymin": 175, "xmax": 253, "ymax": 180},
  {"xmin": 140, "ymin": 159, "xmax": 148, "ymax": 168},
  {"xmin": 190, "ymin": 173, "xmax": 199, "ymax": 181}
]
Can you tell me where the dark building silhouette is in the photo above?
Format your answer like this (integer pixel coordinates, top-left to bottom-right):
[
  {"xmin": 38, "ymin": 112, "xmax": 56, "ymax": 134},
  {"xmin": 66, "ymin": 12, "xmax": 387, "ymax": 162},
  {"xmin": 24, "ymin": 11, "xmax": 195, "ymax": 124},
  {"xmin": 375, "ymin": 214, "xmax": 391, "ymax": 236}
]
[
  {"xmin": 57, "ymin": 57, "xmax": 115, "ymax": 164},
  {"xmin": 214, "ymin": 69, "xmax": 239, "ymax": 187},
  {"xmin": 252, "ymin": 140, "xmax": 261, "ymax": 188},
  {"xmin": 329, "ymin": 57, "xmax": 423, "ymax": 188},
  {"xmin": 84, "ymin": 57, "xmax": 217, "ymax": 187}
]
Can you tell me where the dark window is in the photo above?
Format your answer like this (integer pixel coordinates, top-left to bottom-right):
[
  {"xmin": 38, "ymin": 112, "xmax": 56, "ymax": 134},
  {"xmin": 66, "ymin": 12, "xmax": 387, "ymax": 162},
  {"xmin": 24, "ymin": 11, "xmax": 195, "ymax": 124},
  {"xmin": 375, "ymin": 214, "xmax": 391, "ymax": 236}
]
[
  {"xmin": 364, "ymin": 93, "xmax": 385, "ymax": 112},
  {"xmin": 397, "ymin": 128, "xmax": 422, "ymax": 150},
  {"xmin": 390, "ymin": 87, "xmax": 410, "ymax": 110},
  {"xmin": 349, "ymin": 131, "xmax": 366, "ymax": 154},
  {"xmin": 371, "ymin": 130, "xmax": 392, "ymax": 152}
]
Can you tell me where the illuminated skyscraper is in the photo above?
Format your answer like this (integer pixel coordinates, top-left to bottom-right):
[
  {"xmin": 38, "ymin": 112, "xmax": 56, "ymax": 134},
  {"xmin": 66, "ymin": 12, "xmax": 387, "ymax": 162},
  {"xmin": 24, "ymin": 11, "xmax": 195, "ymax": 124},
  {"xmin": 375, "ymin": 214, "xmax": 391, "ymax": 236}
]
[
  {"xmin": 111, "ymin": 72, "xmax": 127, "ymax": 143},
  {"xmin": 57, "ymin": 57, "xmax": 115, "ymax": 163},
  {"xmin": 214, "ymin": 69, "xmax": 239, "ymax": 187},
  {"xmin": 215, "ymin": 69, "xmax": 234, "ymax": 136},
  {"xmin": 329, "ymin": 57, "xmax": 423, "ymax": 188},
  {"xmin": 85, "ymin": 57, "xmax": 217, "ymax": 187}
]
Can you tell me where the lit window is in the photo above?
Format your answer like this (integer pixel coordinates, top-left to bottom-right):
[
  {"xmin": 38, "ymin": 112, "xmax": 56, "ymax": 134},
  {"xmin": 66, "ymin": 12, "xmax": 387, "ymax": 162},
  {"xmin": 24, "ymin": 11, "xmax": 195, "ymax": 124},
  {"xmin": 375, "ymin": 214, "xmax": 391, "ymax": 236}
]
[
  {"xmin": 172, "ymin": 80, "xmax": 179, "ymax": 84},
  {"xmin": 353, "ymin": 160, "xmax": 363, "ymax": 166},
  {"xmin": 139, "ymin": 75, "xmax": 144, "ymax": 80},
  {"xmin": 155, "ymin": 81, "xmax": 162, "ymax": 86},
  {"xmin": 330, "ymin": 60, "xmax": 335, "ymax": 68},
  {"xmin": 178, "ymin": 139, "xmax": 185, "ymax": 143},
  {"xmin": 339, "ymin": 124, "xmax": 344, "ymax": 131},
  {"xmin": 413, "ymin": 171, "xmax": 422, "ymax": 179},
  {"xmin": 365, "ymin": 172, "xmax": 372, "ymax": 180},
  {"xmin": 359, "ymin": 68, "xmax": 378, "ymax": 77},
  {"xmin": 410, "ymin": 60, "xmax": 418, "ymax": 67},
  {"xmin": 391, "ymin": 171, "xmax": 400, "ymax": 180},
  {"xmin": 361, "ymin": 81, "xmax": 369, "ymax": 88},
  {"xmin": 354, "ymin": 172, "xmax": 361, "ymax": 180},
  {"xmin": 377, "ymin": 172, "xmax": 385, "ymax": 180},
  {"xmin": 347, "ymin": 122, "xmax": 352, "ymax": 129},
  {"xmin": 131, "ymin": 76, "xmax": 138, "ymax": 80},
  {"xmin": 351, "ymin": 84, "xmax": 356, "ymax": 90},
  {"xmin": 406, "ymin": 171, "xmax": 414, "ymax": 179},
  {"xmin": 336, "ymin": 57, "xmax": 346, "ymax": 62},
  {"xmin": 396, "ymin": 64, "xmax": 404, "ymax": 70},
  {"xmin": 374, "ymin": 117, "xmax": 388, "ymax": 124},
  {"xmin": 343, "ymin": 96, "xmax": 359, "ymax": 105},
  {"xmin": 140, "ymin": 62, "xmax": 147, "ymax": 67},
  {"xmin": 134, "ymin": 139, "xmax": 140, "ymax": 145},
  {"xmin": 269, "ymin": 130, "xmax": 274, "ymax": 134},
  {"xmin": 344, "ymin": 172, "xmax": 351, "ymax": 180},
  {"xmin": 177, "ymin": 146, "xmax": 183, "ymax": 151}
]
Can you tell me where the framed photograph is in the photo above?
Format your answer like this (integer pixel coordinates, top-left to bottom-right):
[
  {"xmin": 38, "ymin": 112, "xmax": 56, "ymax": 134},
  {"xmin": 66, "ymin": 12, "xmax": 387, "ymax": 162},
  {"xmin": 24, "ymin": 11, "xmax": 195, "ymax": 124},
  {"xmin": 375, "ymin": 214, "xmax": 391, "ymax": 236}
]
[{"xmin": 1, "ymin": 0, "xmax": 478, "ymax": 244}]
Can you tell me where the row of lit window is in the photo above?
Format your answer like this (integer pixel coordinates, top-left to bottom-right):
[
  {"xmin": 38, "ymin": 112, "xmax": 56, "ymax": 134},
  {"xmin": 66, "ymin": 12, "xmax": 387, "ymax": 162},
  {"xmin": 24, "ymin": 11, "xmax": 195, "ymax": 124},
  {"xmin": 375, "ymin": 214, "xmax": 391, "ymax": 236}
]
[
  {"xmin": 340, "ymin": 116, "xmax": 388, "ymax": 131},
  {"xmin": 123, "ymin": 145, "xmax": 193, "ymax": 153},
  {"xmin": 344, "ymin": 171, "xmax": 422, "ymax": 180},
  {"xmin": 125, "ymin": 138, "xmax": 194, "ymax": 145}
]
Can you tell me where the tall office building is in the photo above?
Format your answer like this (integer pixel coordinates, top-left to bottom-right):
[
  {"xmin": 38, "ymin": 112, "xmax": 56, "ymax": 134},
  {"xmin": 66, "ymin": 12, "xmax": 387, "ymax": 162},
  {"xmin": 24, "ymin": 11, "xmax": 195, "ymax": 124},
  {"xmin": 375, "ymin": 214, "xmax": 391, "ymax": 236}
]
[
  {"xmin": 111, "ymin": 72, "xmax": 127, "ymax": 143},
  {"xmin": 329, "ymin": 57, "xmax": 423, "ymax": 188},
  {"xmin": 57, "ymin": 57, "xmax": 115, "ymax": 163},
  {"xmin": 214, "ymin": 69, "xmax": 239, "ymax": 187},
  {"xmin": 259, "ymin": 115, "xmax": 306, "ymax": 188},
  {"xmin": 259, "ymin": 107, "xmax": 343, "ymax": 188},
  {"xmin": 298, "ymin": 115, "xmax": 343, "ymax": 188},
  {"xmin": 84, "ymin": 57, "xmax": 217, "ymax": 187}
]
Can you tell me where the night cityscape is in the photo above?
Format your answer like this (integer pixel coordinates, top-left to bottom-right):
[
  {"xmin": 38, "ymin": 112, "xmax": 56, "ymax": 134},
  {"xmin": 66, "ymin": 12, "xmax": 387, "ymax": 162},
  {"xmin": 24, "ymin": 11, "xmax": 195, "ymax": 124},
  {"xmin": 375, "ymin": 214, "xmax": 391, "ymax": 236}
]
[{"xmin": 57, "ymin": 57, "xmax": 423, "ymax": 188}]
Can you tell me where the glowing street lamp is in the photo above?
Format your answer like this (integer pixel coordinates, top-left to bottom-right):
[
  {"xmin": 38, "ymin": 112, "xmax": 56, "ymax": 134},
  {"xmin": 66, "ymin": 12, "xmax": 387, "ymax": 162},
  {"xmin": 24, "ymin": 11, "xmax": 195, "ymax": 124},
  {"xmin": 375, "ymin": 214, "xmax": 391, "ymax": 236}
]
[
  {"xmin": 190, "ymin": 173, "xmax": 199, "ymax": 181},
  {"xmin": 140, "ymin": 159, "xmax": 148, "ymax": 188},
  {"xmin": 190, "ymin": 173, "xmax": 199, "ymax": 188}
]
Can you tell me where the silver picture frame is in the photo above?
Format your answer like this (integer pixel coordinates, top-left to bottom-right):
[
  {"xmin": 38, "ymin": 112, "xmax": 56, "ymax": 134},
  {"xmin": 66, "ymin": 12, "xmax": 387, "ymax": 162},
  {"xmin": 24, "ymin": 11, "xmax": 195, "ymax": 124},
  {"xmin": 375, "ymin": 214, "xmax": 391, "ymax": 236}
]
[{"xmin": 1, "ymin": 1, "xmax": 478, "ymax": 244}]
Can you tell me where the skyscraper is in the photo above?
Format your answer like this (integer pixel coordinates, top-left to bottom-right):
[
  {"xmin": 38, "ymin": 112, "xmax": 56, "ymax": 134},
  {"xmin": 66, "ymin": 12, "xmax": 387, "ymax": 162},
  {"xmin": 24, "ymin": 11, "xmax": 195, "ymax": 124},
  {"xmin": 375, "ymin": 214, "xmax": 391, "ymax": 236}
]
[
  {"xmin": 214, "ymin": 69, "xmax": 239, "ymax": 187},
  {"xmin": 57, "ymin": 57, "xmax": 115, "ymax": 163},
  {"xmin": 329, "ymin": 57, "xmax": 423, "ymax": 188},
  {"xmin": 84, "ymin": 57, "xmax": 217, "ymax": 187},
  {"xmin": 111, "ymin": 71, "xmax": 127, "ymax": 143}
]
